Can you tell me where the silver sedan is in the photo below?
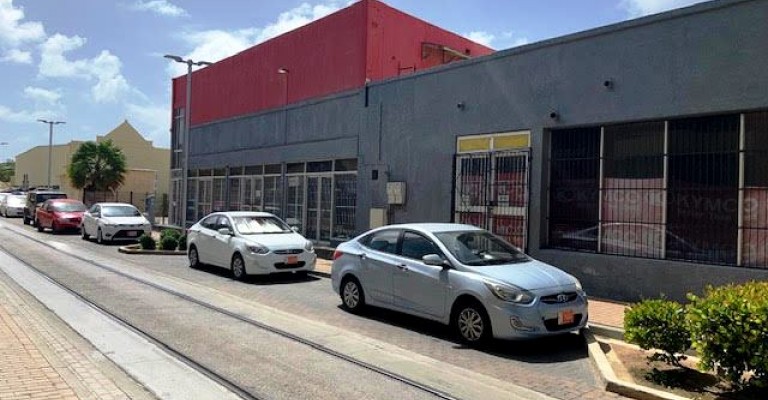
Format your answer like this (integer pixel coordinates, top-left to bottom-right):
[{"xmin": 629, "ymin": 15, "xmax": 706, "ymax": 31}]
[{"xmin": 331, "ymin": 223, "xmax": 588, "ymax": 345}]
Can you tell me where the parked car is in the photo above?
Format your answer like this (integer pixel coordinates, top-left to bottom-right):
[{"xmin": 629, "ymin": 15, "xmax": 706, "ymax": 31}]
[
  {"xmin": 1, "ymin": 193, "xmax": 26, "ymax": 217},
  {"xmin": 24, "ymin": 190, "xmax": 67, "ymax": 226},
  {"xmin": 81, "ymin": 202, "xmax": 151, "ymax": 244},
  {"xmin": 187, "ymin": 211, "xmax": 316, "ymax": 280},
  {"xmin": 331, "ymin": 223, "xmax": 588, "ymax": 345},
  {"xmin": 35, "ymin": 199, "xmax": 87, "ymax": 233}
]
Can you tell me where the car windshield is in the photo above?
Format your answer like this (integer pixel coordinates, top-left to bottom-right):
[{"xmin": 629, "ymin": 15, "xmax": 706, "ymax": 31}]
[
  {"xmin": 37, "ymin": 193, "xmax": 65, "ymax": 202},
  {"xmin": 435, "ymin": 230, "xmax": 529, "ymax": 266},
  {"xmin": 101, "ymin": 205, "xmax": 141, "ymax": 217},
  {"xmin": 8, "ymin": 195, "xmax": 25, "ymax": 206},
  {"xmin": 52, "ymin": 203, "xmax": 86, "ymax": 212},
  {"xmin": 232, "ymin": 216, "xmax": 291, "ymax": 234}
]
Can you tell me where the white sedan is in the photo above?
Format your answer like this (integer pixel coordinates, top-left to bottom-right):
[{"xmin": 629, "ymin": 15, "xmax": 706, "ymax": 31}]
[
  {"xmin": 187, "ymin": 211, "xmax": 316, "ymax": 280},
  {"xmin": 81, "ymin": 202, "xmax": 151, "ymax": 244}
]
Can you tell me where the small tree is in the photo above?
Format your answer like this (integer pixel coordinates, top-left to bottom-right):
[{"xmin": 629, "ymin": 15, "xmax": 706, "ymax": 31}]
[{"xmin": 68, "ymin": 140, "xmax": 127, "ymax": 197}]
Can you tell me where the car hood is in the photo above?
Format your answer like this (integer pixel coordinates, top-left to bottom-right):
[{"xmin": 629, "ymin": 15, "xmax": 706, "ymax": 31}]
[
  {"xmin": 470, "ymin": 259, "xmax": 578, "ymax": 291},
  {"xmin": 102, "ymin": 216, "xmax": 148, "ymax": 225},
  {"xmin": 241, "ymin": 233, "xmax": 308, "ymax": 249}
]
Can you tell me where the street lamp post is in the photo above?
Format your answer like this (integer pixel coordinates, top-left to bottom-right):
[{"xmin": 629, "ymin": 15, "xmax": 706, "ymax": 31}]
[
  {"xmin": 37, "ymin": 119, "xmax": 65, "ymax": 188},
  {"xmin": 164, "ymin": 55, "xmax": 213, "ymax": 227}
]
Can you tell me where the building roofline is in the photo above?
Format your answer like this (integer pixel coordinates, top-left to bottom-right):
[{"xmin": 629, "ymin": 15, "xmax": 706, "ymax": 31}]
[{"xmin": 365, "ymin": 0, "xmax": 751, "ymax": 88}]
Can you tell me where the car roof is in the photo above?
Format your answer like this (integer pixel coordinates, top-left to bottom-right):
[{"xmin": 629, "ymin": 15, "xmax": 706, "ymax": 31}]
[
  {"xmin": 207, "ymin": 211, "xmax": 277, "ymax": 218},
  {"xmin": 373, "ymin": 223, "xmax": 483, "ymax": 234},
  {"xmin": 45, "ymin": 198, "xmax": 83, "ymax": 204},
  {"xmin": 92, "ymin": 202, "xmax": 137, "ymax": 207}
]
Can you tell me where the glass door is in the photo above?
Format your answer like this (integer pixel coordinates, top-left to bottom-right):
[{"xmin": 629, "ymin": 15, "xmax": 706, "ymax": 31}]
[{"xmin": 305, "ymin": 175, "xmax": 333, "ymax": 242}]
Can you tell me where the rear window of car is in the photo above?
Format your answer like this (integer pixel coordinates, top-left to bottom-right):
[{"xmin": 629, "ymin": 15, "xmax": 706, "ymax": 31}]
[
  {"xmin": 36, "ymin": 193, "xmax": 67, "ymax": 203},
  {"xmin": 51, "ymin": 202, "xmax": 87, "ymax": 212}
]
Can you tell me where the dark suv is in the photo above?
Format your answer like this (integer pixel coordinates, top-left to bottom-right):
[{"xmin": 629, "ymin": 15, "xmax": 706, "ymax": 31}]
[{"xmin": 24, "ymin": 190, "xmax": 67, "ymax": 226}]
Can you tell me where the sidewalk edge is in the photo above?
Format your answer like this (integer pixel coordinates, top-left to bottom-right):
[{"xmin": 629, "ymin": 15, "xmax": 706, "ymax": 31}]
[{"xmin": 584, "ymin": 329, "xmax": 692, "ymax": 400}]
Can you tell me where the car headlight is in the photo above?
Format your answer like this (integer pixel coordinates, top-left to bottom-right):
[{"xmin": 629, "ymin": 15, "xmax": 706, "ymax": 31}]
[
  {"xmin": 573, "ymin": 278, "xmax": 583, "ymax": 291},
  {"xmin": 484, "ymin": 281, "xmax": 534, "ymax": 304},
  {"xmin": 246, "ymin": 244, "xmax": 269, "ymax": 254},
  {"xmin": 304, "ymin": 240, "xmax": 314, "ymax": 252}
]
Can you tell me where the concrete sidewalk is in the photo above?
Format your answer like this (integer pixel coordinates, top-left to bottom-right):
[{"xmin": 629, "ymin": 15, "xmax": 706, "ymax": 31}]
[
  {"xmin": 312, "ymin": 258, "xmax": 629, "ymax": 336},
  {"xmin": 0, "ymin": 269, "xmax": 154, "ymax": 400}
]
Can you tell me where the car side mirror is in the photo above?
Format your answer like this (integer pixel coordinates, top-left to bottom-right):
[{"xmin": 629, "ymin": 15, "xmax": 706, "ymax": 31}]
[
  {"xmin": 218, "ymin": 227, "xmax": 234, "ymax": 236},
  {"xmin": 291, "ymin": 226, "xmax": 299, "ymax": 233},
  {"xmin": 423, "ymin": 254, "xmax": 450, "ymax": 268}
]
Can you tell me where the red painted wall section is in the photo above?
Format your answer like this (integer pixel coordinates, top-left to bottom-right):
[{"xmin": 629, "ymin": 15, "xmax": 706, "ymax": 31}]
[
  {"xmin": 171, "ymin": 0, "xmax": 494, "ymax": 127},
  {"xmin": 365, "ymin": 0, "xmax": 495, "ymax": 80},
  {"xmin": 173, "ymin": 1, "xmax": 367, "ymax": 126}
]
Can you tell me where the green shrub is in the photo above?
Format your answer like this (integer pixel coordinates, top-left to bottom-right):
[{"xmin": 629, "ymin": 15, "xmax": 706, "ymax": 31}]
[
  {"xmin": 177, "ymin": 234, "xmax": 187, "ymax": 251},
  {"xmin": 624, "ymin": 298, "xmax": 691, "ymax": 367},
  {"xmin": 160, "ymin": 228, "xmax": 181, "ymax": 241},
  {"xmin": 139, "ymin": 234, "xmax": 156, "ymax": 250},
  {"xmin": 687, "ymin": 281, "xmax": 768, "ymax": 388},
  {"xmin": 160, "ymin": 235, "xmax": 178, "ymax": 251}
]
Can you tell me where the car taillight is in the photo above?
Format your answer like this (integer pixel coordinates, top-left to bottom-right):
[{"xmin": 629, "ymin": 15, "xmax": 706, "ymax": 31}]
[{"xmin": 332, "ymin": 250, "xmax": 343, "ymax": 260}]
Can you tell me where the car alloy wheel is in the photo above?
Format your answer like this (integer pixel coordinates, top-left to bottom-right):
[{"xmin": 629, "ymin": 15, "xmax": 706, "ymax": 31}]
[
  {"xmin": 456, "ymin": 304, "xmax": 490, "ymax": 345},
  {"xmin": 188, "ymin": 247, "xmax": 200, "ymax": 269},
  {"xmin": 341, "ymin": 278, "xmax": 365, "ymax": 313},
  {"xmin": 231, "ymin": 254, "xmax": 246, "ymax": 281}
]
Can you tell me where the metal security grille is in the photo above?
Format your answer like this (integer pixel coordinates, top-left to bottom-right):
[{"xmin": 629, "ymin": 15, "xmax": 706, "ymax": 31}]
[{"xmin": 454, "ymin": 150, "xmax": 530, "ymax": 250}]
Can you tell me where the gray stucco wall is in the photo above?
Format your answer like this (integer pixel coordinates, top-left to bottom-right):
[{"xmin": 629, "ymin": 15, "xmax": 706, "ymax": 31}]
[{"xmin": 188, "ymin": 0, "xmax": 768, "ymax": 301}]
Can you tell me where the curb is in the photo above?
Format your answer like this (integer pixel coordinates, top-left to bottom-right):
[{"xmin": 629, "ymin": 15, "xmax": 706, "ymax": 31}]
[
  {"xmin": 584, "ymin": 329, "xmax": 691, "ymax": 400},
  {"xmin": 118, "ymin": 245, "xmax": 186, "ymax": 256},
  {"xmin": 309, "ymin": 270, "xmax": 331, "ymax": 279},
  {"xmin": 588, "ymin": 322, "xmax": 624, "ymax": 341}
]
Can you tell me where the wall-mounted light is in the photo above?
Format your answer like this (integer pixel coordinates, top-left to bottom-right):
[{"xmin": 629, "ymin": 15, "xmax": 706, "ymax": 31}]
[
  {"xmin": 549, "ymin": 111, "xmax": 559, "ymax": 121},
  {"xmin": 603, "ymin": 79, "xmax": 614, "ymax": 90},
  {"xmin": 277, "ymin": 67, "xmax": 289, "ymax": 74},
  {"xmin": 456, "ymin": 101, "xmax": 466, "ymax": 110}
]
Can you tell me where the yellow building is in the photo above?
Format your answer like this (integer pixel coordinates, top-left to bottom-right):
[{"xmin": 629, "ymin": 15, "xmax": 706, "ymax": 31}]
[{"xmin": 13, "ymin": 120, "xmax": 169, "ymax": 214}]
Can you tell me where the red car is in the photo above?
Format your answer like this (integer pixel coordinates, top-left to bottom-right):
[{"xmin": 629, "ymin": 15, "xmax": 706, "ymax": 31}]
[{"xmin": 35, "ymin": 199, "xmax": 87, "ymax": 233}]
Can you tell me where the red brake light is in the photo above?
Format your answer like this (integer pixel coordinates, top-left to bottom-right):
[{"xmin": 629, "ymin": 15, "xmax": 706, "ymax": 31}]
[{"xmin": 332, "ymin": 250, "xmax": 343, "ymax": 260}]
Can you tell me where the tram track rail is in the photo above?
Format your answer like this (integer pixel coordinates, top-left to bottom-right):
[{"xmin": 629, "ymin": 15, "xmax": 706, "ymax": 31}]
[{"xmin": 0, "ymin": 224, "xmax": 459, "ymax": 400}]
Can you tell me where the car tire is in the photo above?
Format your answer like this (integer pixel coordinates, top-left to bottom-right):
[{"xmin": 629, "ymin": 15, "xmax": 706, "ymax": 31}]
[
  {"xmin": 231, "ymin": 254, "xmax": 246, "ymax": 281},
  {"xmin": 188, "ymin": 246, "xmax": 201, "ymax": 269},
  {"xmin": 294, "ymin": 270, "xmax": 309, "ymax": 279},
  {"xmin": 97, "ymin": 228, "xmax": 107, "ymax": 245},
  {"xmin": 340, "ymin": 276, "xmax": 365, "ymax": 314},
  {"xmin": 81, "ymin": 226, "xmax": 89, "ymax": 240},
  {"xmin": 36, "ymin": 222, "xmax": 44, "ymax": 232},
  {"xmin": 453, "ymin": 300, "xmax": 492, "ymax": 346},
  {"xmin": 23, "ymin": 214, "xmax": 29, "ymax": 225},
  {"xmin": 51, "ymin": 221, "xmax": 58, "ymax": 234}
]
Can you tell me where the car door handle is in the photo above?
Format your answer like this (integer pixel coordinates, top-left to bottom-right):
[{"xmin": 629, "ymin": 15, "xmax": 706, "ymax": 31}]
[
  {"xmin": 358, "ymin": 253, "xmax": 367, "ymax": 260},
  {"xmin": 398, "ymin": 264, "xmax": 409, "ymax": 272}
]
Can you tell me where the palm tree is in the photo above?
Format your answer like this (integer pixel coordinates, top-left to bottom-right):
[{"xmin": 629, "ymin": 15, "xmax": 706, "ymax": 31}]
[{"xmin": 68, "ymin": 140, "xmax": 127, "ymax": 199}]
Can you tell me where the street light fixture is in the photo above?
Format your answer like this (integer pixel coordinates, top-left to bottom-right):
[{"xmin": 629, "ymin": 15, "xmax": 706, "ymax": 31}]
[
  {"xmin": 164, "ymin": 54, "xmax": 213, "ymax": 227},
  {"xmin": 37, "ymin": 119, "xmax": 65, "ymax": 188}
]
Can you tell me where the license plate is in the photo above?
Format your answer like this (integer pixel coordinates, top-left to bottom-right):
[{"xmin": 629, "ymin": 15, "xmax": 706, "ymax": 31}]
[
  {"xmin": 558, "ymin": 310, "xmax": 575, "ymax": 325},
  {"xmin": 286, "ymin": 255, "xmax": 299, "ymax": 265},
  {"xmin": 127, "ymin": 231, "xmax": 138, "ymax": 237}
]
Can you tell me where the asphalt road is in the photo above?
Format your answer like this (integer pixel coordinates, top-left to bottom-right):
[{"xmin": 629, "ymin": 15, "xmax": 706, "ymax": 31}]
[{"xmin": 0, "ymin": 216, "xmax": 624, "ymax": 400}]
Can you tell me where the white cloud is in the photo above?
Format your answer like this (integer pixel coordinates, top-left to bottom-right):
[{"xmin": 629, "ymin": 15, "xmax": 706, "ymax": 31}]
[
  {"xmin": 0, "ymin": 0, "xmax": 45, "ymax": 47},
  {"xmin": 0, "ymin": 0, "xmax": 45, "ymax": 64},
  {"xmin": 125, "ymin": 103, "xmax": 170, "ymax": 146},
  {"xmin": 0, "ymin": 104, "xmax": 59, "ymax": 123},
  {"xmin": 169, "ymin": 1, "xmax": 346, "ymax": 76},
  {"xmin": 464, "ymin": 31, "xmax": 495, "ymax": 48},
  {"xmin": 622, "ymin": 0, "xmax": 708, "ymax": 17},
  {"xmin": 23, "ymin": 86, "xmax": 61, "ymax": 104},
  {"xmin": 39, "ymin": 34, "xmax": 131, "ymax": 103},
  {"xmin": 1, "ymin": 48, "xmax": 30, "ymax": 63},
  {"xmin": 132, "ymin": 0, "xmax": 187, "ymax": 17}
]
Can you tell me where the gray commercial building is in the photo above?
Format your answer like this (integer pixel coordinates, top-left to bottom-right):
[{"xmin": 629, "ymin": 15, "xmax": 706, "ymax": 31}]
[{"xmin": 183, "ymin": 0, "xmax": 768, "ymax": 301}]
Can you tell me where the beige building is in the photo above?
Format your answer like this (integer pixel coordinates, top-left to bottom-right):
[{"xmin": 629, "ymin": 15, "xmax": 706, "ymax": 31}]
[{"xmin": 14, "ymin": 121, "xmax": 169, "ymax": 214}]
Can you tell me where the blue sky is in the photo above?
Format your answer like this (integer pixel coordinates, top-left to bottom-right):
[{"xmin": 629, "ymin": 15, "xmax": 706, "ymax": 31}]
[{"xmin": 0, "ymin": 0, "xmax": 708, "ymax": 161}]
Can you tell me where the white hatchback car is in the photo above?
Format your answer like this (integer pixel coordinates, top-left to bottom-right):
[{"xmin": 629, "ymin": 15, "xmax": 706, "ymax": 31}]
[
  {"xmin": 81, "ymin": 202, "xmax": 151, "ymax": 244},
  {"xmin": 187, "ymin": 212, "xmax": 316, "ymax": 280}
]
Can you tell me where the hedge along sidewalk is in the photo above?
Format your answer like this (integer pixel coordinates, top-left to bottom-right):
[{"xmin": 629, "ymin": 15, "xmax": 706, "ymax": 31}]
[{"xmin": 118, "ymin": 244, "xmax": 186, "ymax": 255}]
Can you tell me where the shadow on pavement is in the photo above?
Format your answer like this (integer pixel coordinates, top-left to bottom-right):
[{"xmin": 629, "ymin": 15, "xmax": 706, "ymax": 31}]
[
  {"xmin": 192, "ymin": 263, "xmax": 320, "ymax": 285},
  {"xmin": 343, "ymin": 304, "xmax": 588, "ymax": 364}
]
